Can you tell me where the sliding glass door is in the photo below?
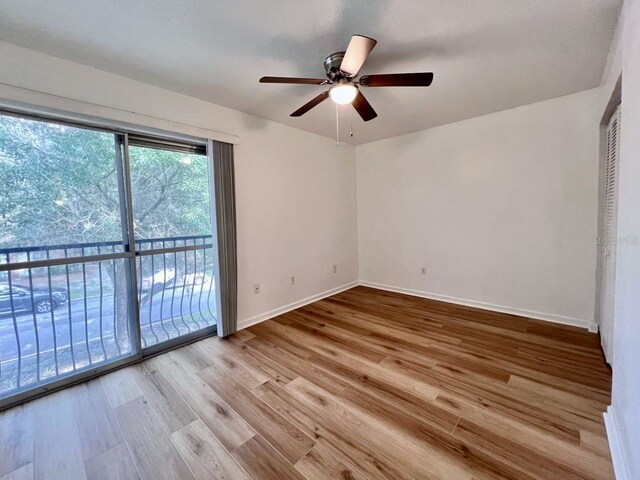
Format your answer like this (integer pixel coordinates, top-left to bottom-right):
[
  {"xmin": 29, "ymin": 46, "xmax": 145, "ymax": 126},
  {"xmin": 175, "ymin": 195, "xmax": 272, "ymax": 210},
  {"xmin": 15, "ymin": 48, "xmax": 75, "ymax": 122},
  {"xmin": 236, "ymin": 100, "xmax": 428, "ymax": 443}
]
[
  {"xmin": 127, "ymin": 138, "xmax": 217, "ymax": 351},
  {"xmin": 0, "ymin": 112, "xmax": 219, "ymax": 407}
]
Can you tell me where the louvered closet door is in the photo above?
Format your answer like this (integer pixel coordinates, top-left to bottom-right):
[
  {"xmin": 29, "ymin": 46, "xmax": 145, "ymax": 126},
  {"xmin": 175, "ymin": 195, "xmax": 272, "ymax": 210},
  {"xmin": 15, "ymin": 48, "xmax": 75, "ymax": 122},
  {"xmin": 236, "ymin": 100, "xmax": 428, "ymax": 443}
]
[{"xmin": 600, "ymin": 105, "xmax": 620, "ymax": 364}]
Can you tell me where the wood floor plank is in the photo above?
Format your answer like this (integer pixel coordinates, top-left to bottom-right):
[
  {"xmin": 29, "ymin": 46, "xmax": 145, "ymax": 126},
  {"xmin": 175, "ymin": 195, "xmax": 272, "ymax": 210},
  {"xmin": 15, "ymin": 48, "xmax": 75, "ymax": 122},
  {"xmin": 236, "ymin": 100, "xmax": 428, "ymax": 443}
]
[
  {"xmin": 211, "ymin": 335, "xmax": 298, "ymax": 385},
  {"xmin": 0, "ymin": 286, "xmax": 613, "ymax": 480},
  {"xmin": 294, "ymin": 442, "xmax": 354, "ymax": 480},
  {"xmin": 336, "ymin": 383, "xmax": 545, "ymax": 480},
  {"xmin": 255, "ymin": 319, "xmax": 386, "ymax": 365},
  {"xmin": 231, "ymin": 436, "xmax": 307, "ymax": 480},
  {"xmin": 245, "ymin": 335, "xmax": 349, "ymax": 395},
  {"xmin": 452, "ymin": 418, "xmax": 606, "ymax": 480},
  {"xmin": 0, "ymin": 463, "xmax": 33, "ymax": 480},
  {"xmin": 507, "ymin": 375, "xmax": 607, "ymax": 418},
  {"xmin": 434, "ymin": 391, "xmax": 613, "ymax": 479},
  {"xmin": 381, "ymin": 353, "xmax": 588, "ymax": 442},
  {"xmin": 170, "ymin": 420, "xmax": 250, "ymax": 480},
  {"xmin": 114, "ymin": 397, "xmax": 194, "ymax": 480},
  {"xmin": 275, "ymin": 311, "xmax": 388, "ymax": 363},
  {"xmin": 299, "ymin": 304, "xmax": 456, "ymax": 350},
  {"xmin": 517, "ymin": 347, "xmax": 611, "ymax": 382},
  {"xmin": 248, "ymin": 322, "xmax": 314, "ymax": 359},
  {"xmin": 0, "ymin": 404, "xmax": 33, "ymax": 477},
  {"xmin": 33, "ymin": 391, "xmax": 87, "ymax": 480},
  {"xmin": 284, "ymin": 311, "xmax": 444, "ymax": 370},
  {"xmin": 255, "ymin": 380, "xmax": 425, "ymax": 480},
  {"xmin": 580, "ymin": 429, "xmax": 613, "ymax": 460},
  {"xmin": 101, "ymin": 369, "xmax": 144, "ymax": 409},
  {"xmin": 308, "ymin": 353, "xmax": 459, "ymax": 433},
  {"xmin": 198, "ymin": 363, "xmax": 316, "ymax": 464},
  {"xmin": 234, "ymin": 329, "xmax": 256, "ymax": 342},
  {"xmin": 193, "ymin": 342, "xmax": 269, "ymax": 391},
  {"xmin": 267, "ymin": 314, "xmax": 444, "ymax": 405},
  {"xmin": 286, "ymin": 377, "xmax": 475, "ymax": 480},
  {"xmin": 157, "ymin": 356, "xmax": 256, "ymax": 451},
  {"xmin": 164, "ymin": 346, "xmax": 213, "ymax": 374},
  {"xmin": 324, "ymin": 297, "xmax": 463, "ymax": 346},
  {"xmin": 83, "ymin": 443, "xmax": 140, "ymax": 480},
  {"xmin": 69, "ymin": 379, "xmax": 123, "ymax": 461},
  {"xmin": 430, "ymin": 340, "xmax": 611, "ymax": 405},
  {"xmin": 132, "ymin": 366, "xmax": 197, "ymax": 434},
  {"xmin": 460, "ymin": 337, "xmax": 611, "ymax": 394}
]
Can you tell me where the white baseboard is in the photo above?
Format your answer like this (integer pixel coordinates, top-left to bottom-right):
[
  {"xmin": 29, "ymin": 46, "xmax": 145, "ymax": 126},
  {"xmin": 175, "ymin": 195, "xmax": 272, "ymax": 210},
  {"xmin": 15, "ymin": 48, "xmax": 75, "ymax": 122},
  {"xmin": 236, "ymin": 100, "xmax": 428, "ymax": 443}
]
[
  {"xmin": 604, "ymin": 406, "xmax": 631, "ymax": 480},
  {"xmin": 237, "ymin": 281, "xmax": 359, "ymax": 331},
  {"xmin": 359, "ymin": 281, "xmax": 597, "ymax": 332}
]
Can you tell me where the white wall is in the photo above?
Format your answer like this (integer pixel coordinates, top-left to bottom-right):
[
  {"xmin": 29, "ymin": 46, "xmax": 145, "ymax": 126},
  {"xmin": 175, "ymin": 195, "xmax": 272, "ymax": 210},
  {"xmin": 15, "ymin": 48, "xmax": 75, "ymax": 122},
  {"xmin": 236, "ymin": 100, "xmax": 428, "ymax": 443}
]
[
  {"xmin": 1, "ymin": 16, "xmax": 638, "ymax": 475},
  {"xmin": 0, "ymin": 41, "xmax": 359, "ymax": 327},
  {"xmin": 357, "ymin": 89, "xmax": 601, "ymax": 328},
  {"xmin": 605, "ymin": 0, "xmax": 640, "ymax": 478}
]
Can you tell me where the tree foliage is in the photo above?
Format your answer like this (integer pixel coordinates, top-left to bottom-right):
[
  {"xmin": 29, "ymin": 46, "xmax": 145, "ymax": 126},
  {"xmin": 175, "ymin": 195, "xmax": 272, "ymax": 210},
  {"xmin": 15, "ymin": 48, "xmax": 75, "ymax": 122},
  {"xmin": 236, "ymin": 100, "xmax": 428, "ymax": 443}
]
[{"xmin": 0, "ymin": 114, "xmax": 212, "ymax": 249}]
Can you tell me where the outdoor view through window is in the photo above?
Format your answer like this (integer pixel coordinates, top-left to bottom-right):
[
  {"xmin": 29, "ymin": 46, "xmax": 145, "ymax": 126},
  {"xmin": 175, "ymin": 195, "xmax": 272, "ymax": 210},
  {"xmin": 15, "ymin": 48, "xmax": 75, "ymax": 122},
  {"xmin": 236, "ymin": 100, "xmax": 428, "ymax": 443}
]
[{"xmin": 0, "ymin": 112, "xmax": 218, "ymax": 403}]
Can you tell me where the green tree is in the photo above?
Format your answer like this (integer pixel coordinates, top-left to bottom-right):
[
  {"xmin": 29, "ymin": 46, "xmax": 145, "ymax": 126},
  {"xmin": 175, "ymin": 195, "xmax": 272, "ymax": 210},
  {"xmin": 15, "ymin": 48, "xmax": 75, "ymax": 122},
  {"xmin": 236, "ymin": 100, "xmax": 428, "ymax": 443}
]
[
  {"xmin": 0, "ymin": 116, "xmax": 211, "ymax": 247},
  {"xmin": 0, "ymin": 114, "xmax": 212, "ymax": 348}
]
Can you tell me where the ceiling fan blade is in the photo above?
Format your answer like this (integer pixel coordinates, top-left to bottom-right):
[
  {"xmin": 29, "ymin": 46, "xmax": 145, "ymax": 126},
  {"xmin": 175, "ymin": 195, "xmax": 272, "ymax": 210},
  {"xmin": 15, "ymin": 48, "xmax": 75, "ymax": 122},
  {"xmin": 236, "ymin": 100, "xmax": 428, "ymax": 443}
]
[
  {"xmin": 359, "ymin": 72, "xmax": 434, "ymax": 87},
  {"xmin": 290, "ymin": 91, "xmax": 330, "ymax": 117},
  {"xmin": 260, "ymin": 76, "xmax": 327, "ymax": 85},
  {"xmin": 352, "ymin": 91, "xmax": 377, "ymax": 122},
  {"xmin": 340, "ymin": 35, "xmax": 377, "ymax": 76}
]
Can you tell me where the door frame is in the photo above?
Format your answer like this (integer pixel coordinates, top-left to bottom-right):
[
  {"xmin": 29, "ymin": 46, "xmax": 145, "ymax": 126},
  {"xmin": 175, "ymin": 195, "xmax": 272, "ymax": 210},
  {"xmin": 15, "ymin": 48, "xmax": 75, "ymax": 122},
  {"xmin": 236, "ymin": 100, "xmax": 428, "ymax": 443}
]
[{"xmin": 595, "ymin": 75, "xmax": 622, "ymax": 364}]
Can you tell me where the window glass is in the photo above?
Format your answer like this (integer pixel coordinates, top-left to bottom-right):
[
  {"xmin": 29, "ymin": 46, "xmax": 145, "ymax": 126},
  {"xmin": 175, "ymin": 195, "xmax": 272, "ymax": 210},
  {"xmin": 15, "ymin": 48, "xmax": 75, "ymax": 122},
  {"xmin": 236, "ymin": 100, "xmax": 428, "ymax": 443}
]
[{"xmin": 0, "ymin": 115, "xmax": 125, "ymax": 252}]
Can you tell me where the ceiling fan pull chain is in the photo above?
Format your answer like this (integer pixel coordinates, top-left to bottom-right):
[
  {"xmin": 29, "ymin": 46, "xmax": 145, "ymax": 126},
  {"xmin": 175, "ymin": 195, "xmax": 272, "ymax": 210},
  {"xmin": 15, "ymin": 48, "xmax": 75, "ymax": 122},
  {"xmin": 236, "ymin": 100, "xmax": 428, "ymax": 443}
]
[
  {"xmin": 350, "ymin": 107, "xmax": 353, "ymax": 138},
  {"xmin": 336, "ymin": 103, "xmax": 340, "ymax": 147}
]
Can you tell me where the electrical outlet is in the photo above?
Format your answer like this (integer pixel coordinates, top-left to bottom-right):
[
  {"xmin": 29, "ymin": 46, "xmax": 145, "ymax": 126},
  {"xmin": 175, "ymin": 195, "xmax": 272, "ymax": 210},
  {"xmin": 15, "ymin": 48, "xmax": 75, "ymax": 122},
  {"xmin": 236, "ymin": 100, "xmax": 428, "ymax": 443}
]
[
  {"xmin": 290, "ymin": 276, "xmax": 295, "ymax": 285},
  {"xmin": 253, "ymin": 283, "xmax": 260, "ymax": 294},
  {"xmin": 421, "ymin": 267, "xmax": 427, "ymax": 275},
  {"xmin": 332, "ymin": 265, "xmax": 338, "ymax": 274}
]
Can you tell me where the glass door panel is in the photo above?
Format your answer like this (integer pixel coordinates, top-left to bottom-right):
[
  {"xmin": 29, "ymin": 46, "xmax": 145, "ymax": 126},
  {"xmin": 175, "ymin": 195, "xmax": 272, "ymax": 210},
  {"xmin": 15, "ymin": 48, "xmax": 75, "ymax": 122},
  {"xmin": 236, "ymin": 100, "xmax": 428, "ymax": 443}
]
[
  {"xmin": 0, "ymin": 114, "xmax": 136, "ymax": 401},
  {"xmin": 127, "ymin": 143, "xmax": 217, "ymax": 349}
]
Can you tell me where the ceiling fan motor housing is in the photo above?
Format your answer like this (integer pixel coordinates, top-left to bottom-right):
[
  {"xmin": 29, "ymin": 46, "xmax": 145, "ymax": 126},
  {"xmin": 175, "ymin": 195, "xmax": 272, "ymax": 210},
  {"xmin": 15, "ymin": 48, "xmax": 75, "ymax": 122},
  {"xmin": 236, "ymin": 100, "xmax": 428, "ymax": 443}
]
[{"xmin": 324, "ymin": 51, "xmax": 349, "ymax": 80}]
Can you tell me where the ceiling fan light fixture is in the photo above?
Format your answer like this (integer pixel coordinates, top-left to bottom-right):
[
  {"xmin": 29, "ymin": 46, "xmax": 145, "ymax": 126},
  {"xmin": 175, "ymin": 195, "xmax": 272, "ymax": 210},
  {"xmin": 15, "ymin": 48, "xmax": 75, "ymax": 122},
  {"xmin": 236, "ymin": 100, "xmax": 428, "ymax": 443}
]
[{"xmin": 329, "ymin": 82, "xmax": 358, "ymax": 105}]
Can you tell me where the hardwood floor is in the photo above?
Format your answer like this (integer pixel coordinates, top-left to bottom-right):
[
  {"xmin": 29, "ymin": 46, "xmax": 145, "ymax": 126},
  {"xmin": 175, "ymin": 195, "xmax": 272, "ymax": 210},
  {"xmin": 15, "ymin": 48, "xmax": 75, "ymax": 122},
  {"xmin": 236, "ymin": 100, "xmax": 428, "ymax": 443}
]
[{"xmin": 0, "ymin": 286, "xmax": 613, "ymax": 479}]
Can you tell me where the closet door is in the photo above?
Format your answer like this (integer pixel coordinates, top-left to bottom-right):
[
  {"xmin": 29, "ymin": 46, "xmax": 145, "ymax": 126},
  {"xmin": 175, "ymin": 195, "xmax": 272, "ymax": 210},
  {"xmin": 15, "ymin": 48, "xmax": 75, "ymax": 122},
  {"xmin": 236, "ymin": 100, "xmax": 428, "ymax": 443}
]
[{"xmin": 600, "ymin": 105, "xmax": 620, "ymax": 364}]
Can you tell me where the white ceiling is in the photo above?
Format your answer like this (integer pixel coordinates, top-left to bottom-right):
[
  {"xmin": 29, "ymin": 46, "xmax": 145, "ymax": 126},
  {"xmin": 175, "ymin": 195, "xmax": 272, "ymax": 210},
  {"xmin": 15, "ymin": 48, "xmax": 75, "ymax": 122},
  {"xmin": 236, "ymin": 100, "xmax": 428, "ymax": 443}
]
[{"xmin": 0, "ymin": 0, "xmax": 622, "ymax": 145}]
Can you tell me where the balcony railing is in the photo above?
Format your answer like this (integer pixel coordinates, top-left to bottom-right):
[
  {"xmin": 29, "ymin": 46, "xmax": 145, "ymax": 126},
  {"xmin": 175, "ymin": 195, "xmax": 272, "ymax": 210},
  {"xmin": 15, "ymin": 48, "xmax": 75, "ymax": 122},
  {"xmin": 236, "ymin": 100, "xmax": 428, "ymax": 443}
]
[{"xmin": 0, "ymin": 235, "xmax": 216, "ymax": 399}]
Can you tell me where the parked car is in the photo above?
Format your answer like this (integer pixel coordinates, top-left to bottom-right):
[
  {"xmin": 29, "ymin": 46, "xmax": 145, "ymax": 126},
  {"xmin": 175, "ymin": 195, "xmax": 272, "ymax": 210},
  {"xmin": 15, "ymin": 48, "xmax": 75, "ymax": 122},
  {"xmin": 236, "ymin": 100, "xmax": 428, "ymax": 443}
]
[
  {"xmin": 0, "ymin": 283, "xmax": 69, "ymax": 315},
  {"xmin": 139, "ymin": 269, "xmax": 205, "ymax": 294}
]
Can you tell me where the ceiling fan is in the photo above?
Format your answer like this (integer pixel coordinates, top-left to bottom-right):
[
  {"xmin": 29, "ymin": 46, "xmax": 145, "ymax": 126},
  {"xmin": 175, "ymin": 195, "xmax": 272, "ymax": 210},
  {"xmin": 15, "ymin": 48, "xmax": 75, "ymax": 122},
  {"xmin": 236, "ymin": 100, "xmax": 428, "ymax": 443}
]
[{"xmin": 259, "ymin": 35, "xmax": 434, "ymax": 122}]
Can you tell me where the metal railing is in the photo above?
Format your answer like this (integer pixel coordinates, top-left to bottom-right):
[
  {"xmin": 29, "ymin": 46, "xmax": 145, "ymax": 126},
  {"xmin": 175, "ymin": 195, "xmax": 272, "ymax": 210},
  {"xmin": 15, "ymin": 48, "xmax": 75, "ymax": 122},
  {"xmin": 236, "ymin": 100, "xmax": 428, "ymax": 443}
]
[{"xmin": 0, "ymin": 235, "xmax": 216, "ymax": 399}]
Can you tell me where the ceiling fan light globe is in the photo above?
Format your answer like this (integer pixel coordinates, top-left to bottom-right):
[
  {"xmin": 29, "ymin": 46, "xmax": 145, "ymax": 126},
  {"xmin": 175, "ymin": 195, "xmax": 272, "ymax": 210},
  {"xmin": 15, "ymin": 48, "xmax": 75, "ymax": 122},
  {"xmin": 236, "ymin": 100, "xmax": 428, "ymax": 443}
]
[{"xmin": 329, "ymin": 83, "xmax": 358, "ymax": 105}]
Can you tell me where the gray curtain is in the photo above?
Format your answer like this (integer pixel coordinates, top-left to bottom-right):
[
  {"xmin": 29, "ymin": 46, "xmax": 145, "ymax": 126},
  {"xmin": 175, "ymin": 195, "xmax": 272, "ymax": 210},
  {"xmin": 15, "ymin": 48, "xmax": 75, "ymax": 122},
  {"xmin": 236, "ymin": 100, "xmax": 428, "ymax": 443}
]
[{"xmin": 211, "ymin": 140, "xmax": 237, "ymax": 337}]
